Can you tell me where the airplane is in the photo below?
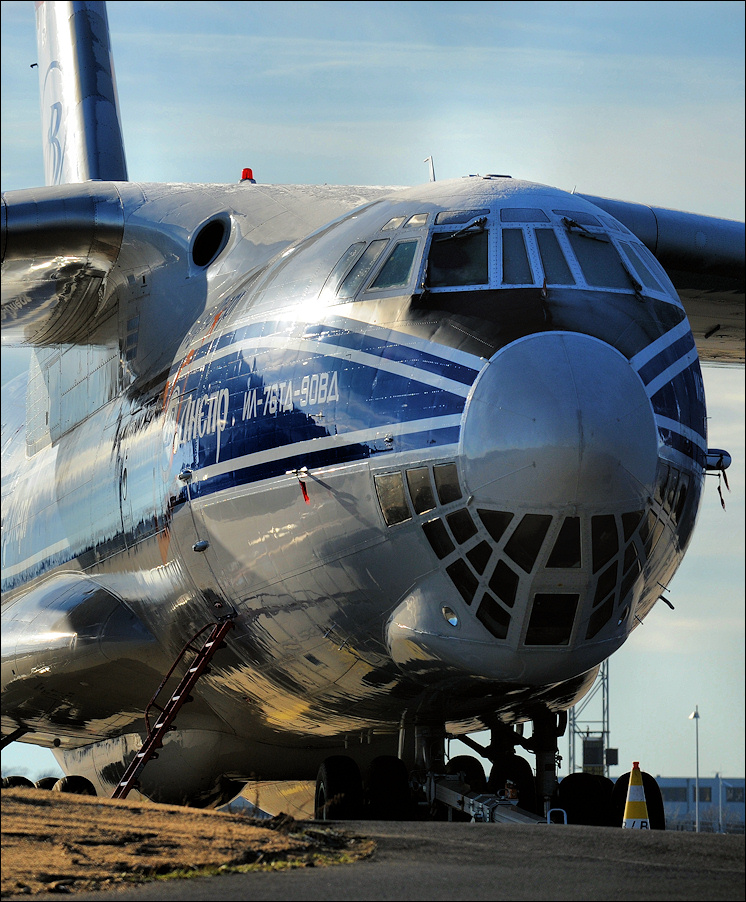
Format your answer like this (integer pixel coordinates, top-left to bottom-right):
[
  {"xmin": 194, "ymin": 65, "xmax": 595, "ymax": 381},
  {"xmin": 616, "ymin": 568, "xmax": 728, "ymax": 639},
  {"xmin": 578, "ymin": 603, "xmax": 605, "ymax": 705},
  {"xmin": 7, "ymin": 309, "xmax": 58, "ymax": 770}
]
[{"xmin": 1, "ymin": 0, "xmax": 743, "ymax": 823}]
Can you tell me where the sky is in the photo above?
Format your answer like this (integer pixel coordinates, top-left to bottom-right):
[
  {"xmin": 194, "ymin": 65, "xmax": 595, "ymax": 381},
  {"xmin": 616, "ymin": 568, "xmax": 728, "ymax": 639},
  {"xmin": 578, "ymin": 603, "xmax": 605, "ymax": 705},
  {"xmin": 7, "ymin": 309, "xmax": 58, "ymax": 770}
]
[{"xmin": 1, "ymin": 1, "xmax": 744, "ymax": 787}]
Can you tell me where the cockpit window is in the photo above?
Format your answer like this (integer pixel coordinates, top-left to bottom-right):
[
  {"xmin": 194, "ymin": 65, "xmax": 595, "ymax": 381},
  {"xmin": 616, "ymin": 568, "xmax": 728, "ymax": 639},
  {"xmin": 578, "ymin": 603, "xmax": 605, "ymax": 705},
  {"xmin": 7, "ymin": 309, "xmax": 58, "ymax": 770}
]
[
  {"xmin": 369, "ymin": 240, "xmax": 419, "ymax": 290},
  {"xmin": 337, "ymin": 239, "xmax": 389, "ymax": 297},
  {"xmin": 404, "ymin": 213, "xmax": 429, "ymax": 227},
  {"xmin": 553, "ymin": 209, "xmax": 601, "ymax": 226},
  {"xmin": 427, "ymin": 229, "xmax": 489, "ymax": 287},
  {"xmin": 327, "ymin": 243, "xmax": 366, "ymax": 293},
  {"xmin": 501, "ymin": 229, "xmax": 533, "ymax": 284},
  {"xmin": 436, "ymin": 208, "xmax": 489, "ymax": 225},
  {"xmin": 620, "ymin": 242, "xmax": 665, "ymax": 294},
  {"xmin": 566, "ymin": 230, "xmax": 633, "ymax": 290},
  {"xmin": 501, "ymin": 208, "xmax": 550, "ymax": 222},
  {"xmin": 535, "ymin": 229, "xmax": 575, "ymax": 285},
  {"xmin": 382, "ymin": 216, "xmax": 406, "ymax": 231}
]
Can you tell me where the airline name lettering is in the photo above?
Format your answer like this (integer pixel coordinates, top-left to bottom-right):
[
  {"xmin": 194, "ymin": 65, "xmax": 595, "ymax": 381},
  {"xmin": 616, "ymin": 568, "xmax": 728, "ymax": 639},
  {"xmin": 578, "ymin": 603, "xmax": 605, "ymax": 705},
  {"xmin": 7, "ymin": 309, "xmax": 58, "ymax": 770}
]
[{"xmin": 174, "ymin": 388, "xmax": 230, "ymax": 462}]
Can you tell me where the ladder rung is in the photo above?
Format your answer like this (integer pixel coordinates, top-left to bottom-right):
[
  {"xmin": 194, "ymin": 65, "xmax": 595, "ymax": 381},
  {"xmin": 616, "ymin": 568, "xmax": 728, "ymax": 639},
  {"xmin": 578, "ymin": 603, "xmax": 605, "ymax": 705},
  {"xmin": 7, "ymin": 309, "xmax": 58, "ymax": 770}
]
[{"xmin": 113, "ymin": 617, "xmax": 233, "ymax": 801}]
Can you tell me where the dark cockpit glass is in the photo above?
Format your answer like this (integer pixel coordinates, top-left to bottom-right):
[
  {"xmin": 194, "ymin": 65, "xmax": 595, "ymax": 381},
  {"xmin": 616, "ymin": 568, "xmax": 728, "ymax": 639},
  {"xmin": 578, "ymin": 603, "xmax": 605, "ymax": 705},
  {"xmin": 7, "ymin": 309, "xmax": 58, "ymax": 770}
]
[
  {"xmin": 501, "ymin": 229, "xmax": 533, "ymax": 284},
  {"xmin": 427, "ymin": 229, "xmax": 489, "ymax": 287},
  {"xmin": 535, "ymin": 229, "xmax": 575, "ymax": 285},
  {"xmin": 327, "ymin": 243, "xmax": 365, "ymax": 293},
  {"xmin": 370, "ymin": 240, "xmax": 419, "ymax": 290},
  {"xmin": 620, "ymin": 242, "xmax": 665, "ymax": 293},
  {"xmin": 337, "ymin": 239, "xmax": 389, "ymax": 297},
  {"xmin": 566, "ymin": 230, "xmax": 631, "ymax": 289}
]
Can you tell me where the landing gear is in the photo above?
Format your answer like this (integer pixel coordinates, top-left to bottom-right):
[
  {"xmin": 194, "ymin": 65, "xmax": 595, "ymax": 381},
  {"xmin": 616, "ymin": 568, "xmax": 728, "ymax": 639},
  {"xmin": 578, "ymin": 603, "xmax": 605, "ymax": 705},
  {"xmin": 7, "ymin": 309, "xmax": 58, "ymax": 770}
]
[
  {"xmin": 52, "ymin": 775, "xmax": 97, "ymax": 796},
  {"xmin": 34, "ymin": 777, "xmax": 59, "ymax": 790},
  {"xmin": 1, "ymin": 776, "xmax": 34, "ymax": 789},
  {"xmin": 314, "ymin": 755, "xmax": 363, "ymax": 819},
  {"xmin": 445, "ymin": 755, "xmax": 486, "ymax": 792},
  {"xmin": 366, "ymin": 755, "xmax": 412, "ymax": 820},
  {"xmin": 487, "ymin": 753, "xmax": 537, "ymax": 814},
  {"xmin": 554, "ymin": 772, "xmax": 615, "ymax": 826},
  {"xmin": 314, "ymin": 754, "xmax": 413, "ymax": 820}
]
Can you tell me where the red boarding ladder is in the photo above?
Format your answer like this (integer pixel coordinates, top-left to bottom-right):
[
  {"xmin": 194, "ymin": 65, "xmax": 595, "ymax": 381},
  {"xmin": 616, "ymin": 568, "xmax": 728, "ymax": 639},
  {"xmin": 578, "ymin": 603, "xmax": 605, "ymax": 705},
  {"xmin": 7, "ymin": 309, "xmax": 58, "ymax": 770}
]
[{"xmin": 112, "ymin": 615, "xmax": 235, "ymax": 800}]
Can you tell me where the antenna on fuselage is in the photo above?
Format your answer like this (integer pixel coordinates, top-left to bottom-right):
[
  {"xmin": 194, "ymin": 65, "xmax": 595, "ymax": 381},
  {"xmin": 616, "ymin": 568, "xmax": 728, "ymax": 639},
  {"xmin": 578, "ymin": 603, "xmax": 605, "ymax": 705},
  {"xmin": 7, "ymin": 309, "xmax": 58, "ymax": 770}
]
[{"xmin": 424, "ymin": 156, "xmax": 436, "ymax": 182}]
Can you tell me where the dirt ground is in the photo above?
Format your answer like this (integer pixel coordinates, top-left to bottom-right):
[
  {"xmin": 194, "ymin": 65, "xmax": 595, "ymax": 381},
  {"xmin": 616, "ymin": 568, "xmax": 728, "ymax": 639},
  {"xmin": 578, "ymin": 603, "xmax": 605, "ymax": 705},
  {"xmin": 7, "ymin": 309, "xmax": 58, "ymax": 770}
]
[{"xmin": 1, "ymin": 788, "xmax": 375, "ymax": 897}]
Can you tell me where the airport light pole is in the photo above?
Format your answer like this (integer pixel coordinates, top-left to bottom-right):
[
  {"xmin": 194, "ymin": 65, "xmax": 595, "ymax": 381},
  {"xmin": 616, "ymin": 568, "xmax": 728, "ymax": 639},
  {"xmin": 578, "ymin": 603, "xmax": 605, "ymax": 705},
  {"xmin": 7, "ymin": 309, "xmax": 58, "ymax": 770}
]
[{"xmin": 689, "ymin": 706, "xmax": 700, "ymax": 832}]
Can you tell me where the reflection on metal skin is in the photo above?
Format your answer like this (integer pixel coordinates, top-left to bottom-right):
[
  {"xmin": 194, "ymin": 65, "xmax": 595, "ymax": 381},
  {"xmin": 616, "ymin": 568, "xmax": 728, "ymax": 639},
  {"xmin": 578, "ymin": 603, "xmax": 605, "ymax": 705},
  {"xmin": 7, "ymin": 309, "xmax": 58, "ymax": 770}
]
[{"xmin": 461, "ymin": 332, "xmax": 658, "ymax": 510}]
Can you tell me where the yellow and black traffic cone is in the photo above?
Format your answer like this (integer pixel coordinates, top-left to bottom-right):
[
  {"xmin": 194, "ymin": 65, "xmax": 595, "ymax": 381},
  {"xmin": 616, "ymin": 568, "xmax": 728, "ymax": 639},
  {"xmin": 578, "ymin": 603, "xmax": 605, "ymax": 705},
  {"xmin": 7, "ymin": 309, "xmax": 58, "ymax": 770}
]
[{"xmin": 622, "ymin": 761, "xmax": 650, "ymax": 829}]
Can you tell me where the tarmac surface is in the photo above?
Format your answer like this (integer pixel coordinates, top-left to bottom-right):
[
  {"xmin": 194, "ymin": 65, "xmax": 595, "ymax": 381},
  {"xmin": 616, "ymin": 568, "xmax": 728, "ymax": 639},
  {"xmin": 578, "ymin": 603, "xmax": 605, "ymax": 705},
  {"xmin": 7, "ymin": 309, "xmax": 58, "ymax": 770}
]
[{"xmin": 7, "ymin": 819, "xmax": 744, "ymax": 902}]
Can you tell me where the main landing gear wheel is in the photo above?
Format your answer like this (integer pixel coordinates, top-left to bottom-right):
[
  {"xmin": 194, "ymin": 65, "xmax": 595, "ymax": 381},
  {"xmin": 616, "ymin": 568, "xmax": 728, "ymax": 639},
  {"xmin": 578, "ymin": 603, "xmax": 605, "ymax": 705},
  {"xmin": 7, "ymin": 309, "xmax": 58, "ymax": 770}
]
[
  {"xmin": 366, "ymin": 755, "xmax": 412, "ymax": 820},
  {"xmin": 554, "ymin": 772, "xmax": 614, "ymax": 826},
  {"xmin": 52, "ymin": 775, "xmax": 97, "ymax": 796},
  {"xmin": 1, "ymin": 776, "xmax": 35, "ymax": 789},
  {"xmin": 444, "ymin": 756, "xmax": 487, "ymax": 821},
  {"xmin": 446, "ymin": 755, "xmax": 487, "ymax": 792},
  {"xmin": 34, "ymin": 777, "xmax": 59, "ymax": 790},
  {"xmin": 314, "ymin": 755, "xmax": 363, "ymax": 820},
  {"xmin": 487, "ymin": 754, "xmax": 537, "ymax": 814}
]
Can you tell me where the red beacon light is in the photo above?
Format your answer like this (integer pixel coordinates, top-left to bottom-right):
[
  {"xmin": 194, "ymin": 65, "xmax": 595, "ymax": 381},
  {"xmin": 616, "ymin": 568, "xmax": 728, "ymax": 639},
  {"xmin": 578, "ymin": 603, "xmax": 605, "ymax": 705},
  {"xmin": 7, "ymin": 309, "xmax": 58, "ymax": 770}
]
[{"xmin": 240, "ymin": 168, "xmax": 256, "ymax": 183}]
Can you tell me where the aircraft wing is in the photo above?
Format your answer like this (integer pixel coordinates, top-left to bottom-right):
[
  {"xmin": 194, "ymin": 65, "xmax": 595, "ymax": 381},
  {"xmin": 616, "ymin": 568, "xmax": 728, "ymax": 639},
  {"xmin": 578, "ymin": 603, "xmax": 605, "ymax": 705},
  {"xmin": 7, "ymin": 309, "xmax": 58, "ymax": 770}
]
[{"xmin": 578, "ymin": 193, "xmax": 745, "ymax": 363}]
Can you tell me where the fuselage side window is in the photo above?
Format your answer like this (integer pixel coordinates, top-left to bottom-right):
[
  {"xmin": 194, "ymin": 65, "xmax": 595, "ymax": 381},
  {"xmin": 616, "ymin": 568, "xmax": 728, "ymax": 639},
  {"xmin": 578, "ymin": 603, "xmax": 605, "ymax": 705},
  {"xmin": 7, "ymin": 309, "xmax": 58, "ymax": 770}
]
[
  {"xmin": 535, "ymin": 229, "xmax": 576, "ymax": 285},
  {"xmin": 427, "ymin": 229, "xmax": 489, "ymax": 288},
  {"xmin": 501, "ymin": 228, "xmax": 533, "ymax": 285}
]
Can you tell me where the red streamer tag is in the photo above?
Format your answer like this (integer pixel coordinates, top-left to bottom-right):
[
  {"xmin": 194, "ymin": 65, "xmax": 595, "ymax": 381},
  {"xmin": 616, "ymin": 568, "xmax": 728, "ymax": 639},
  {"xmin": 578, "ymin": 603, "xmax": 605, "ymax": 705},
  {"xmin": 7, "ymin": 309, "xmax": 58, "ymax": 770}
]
[{"xmin": 300, "ymin": 480, "xmax": 310, "ymax": 504}]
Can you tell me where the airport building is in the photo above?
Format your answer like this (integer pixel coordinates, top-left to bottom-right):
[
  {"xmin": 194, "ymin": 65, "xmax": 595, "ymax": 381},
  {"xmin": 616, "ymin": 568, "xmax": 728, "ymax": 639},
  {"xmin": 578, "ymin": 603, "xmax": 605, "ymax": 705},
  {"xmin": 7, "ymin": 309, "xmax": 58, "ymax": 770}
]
[{"xmin": 655, "ymin": 776, "xmax": 745, "ymax": 833}]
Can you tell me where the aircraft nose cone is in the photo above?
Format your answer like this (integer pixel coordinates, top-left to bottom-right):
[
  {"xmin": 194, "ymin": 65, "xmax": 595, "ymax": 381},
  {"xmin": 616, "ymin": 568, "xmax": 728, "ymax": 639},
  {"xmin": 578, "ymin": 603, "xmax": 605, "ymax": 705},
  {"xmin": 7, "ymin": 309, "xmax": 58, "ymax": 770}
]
[{"xmin": 461, "ymin": 332, "xmax": 658, "ymax": 508}]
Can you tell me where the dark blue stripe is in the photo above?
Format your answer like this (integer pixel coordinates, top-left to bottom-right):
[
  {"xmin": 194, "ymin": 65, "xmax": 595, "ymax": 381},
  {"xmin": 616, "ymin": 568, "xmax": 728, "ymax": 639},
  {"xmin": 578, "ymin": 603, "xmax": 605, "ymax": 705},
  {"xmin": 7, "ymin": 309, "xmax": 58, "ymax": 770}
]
[
  {"xmin": 650, "ymin": 363, "xmax": 707, "ymax": 444},
  {"xmin": 188, "ymin": 425, "xmax": 461, "ymax": 501},
  {"xmin": 170, "ymin": 319, "xmax": 480, "ymax": 387},
  {"xmin": 310, "ymin": 328, "xmax": 479, "ymax": 385},
  {"xmin": 658, "ymin": 428, "xmax": 706, "ymax": 468},
  {"xmin": 638, "ymin": 332, "xmax": 696, "ymax": 385}
]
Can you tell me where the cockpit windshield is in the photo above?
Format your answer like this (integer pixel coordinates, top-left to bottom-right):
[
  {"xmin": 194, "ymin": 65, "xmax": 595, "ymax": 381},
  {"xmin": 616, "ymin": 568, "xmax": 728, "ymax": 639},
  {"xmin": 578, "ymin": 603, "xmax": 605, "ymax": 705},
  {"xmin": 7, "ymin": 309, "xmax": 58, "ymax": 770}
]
[
  {"xmin": 322, "ymin": 203, "xmax": 678, "ymax": 303},
  {"xmin": 427, "ymin": 229, "xmax": 489, "ymax": 288}
]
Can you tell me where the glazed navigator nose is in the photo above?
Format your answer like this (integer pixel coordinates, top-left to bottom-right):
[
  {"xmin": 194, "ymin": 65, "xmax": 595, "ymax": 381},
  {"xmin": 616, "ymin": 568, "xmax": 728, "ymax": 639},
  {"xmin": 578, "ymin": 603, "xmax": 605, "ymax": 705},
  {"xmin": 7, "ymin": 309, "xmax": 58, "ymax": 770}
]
[{"xmin": 461, "ymin": 332, "xmax": 659, "ymax": 509}]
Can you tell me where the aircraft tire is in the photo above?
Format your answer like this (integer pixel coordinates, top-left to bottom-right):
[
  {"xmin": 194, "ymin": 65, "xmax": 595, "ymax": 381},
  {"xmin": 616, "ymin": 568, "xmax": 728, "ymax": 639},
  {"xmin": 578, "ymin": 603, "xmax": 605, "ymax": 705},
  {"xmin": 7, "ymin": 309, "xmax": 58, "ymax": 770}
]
[
  {"xmin": 487, "ymin": 754, "xmax": 537, "ymax": 814},
  {"xmin": 555, "ymin": 772, "xmax": 615, "ymax": 826},
  {"xmin": 314, "ymin": 756, "xmax": 363, "ymax": 820},
  {"xmin": 34, "ymin": 777, "xmax": 60, "ymax": 790},
  {"xmin": 443, "ymin": 756, "xmax": 487, "ymax": 821},
  {"xmin": 446, "ymin": 755, "xmax": 487, "ymax": 791},
  {"xmin": 52, "ymin": 775, "xmax": 97, "ymax": 796},
  {"xmin": 366, "ymin": 755, "xmax": 412, "ymax": 820},
  {"xmin": 2, "ymin": 776, "xmax": 35, "ymax": 789},
  {"xmin": 610, "ymin": 770, "xmax": 666, "ymax": 829}
]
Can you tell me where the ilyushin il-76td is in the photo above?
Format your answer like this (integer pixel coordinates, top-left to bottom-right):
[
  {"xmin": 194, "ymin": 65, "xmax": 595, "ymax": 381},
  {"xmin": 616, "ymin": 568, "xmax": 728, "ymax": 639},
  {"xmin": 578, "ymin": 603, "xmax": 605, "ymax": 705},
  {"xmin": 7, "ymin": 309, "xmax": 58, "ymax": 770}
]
[{"xmin": 1, "ymin": 1, "xmax": 743, "ymax": 825}]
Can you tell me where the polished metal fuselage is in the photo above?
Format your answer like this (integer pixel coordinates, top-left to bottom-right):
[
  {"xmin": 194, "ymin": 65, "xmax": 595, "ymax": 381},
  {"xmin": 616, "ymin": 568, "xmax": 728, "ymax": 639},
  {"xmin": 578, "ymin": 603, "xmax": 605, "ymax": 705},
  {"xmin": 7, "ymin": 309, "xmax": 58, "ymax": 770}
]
[{"xmin": 1, "ymin": 176, "xmax": 707, "ymax": 802}]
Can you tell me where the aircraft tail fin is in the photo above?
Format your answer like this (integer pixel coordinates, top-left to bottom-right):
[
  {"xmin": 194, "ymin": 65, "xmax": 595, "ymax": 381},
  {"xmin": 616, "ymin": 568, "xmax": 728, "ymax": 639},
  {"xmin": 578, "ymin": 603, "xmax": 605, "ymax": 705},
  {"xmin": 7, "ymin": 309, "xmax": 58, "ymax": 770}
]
[{"xmin": 35, "ymin": 0, "xmax": 128, "ymax": 185}]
